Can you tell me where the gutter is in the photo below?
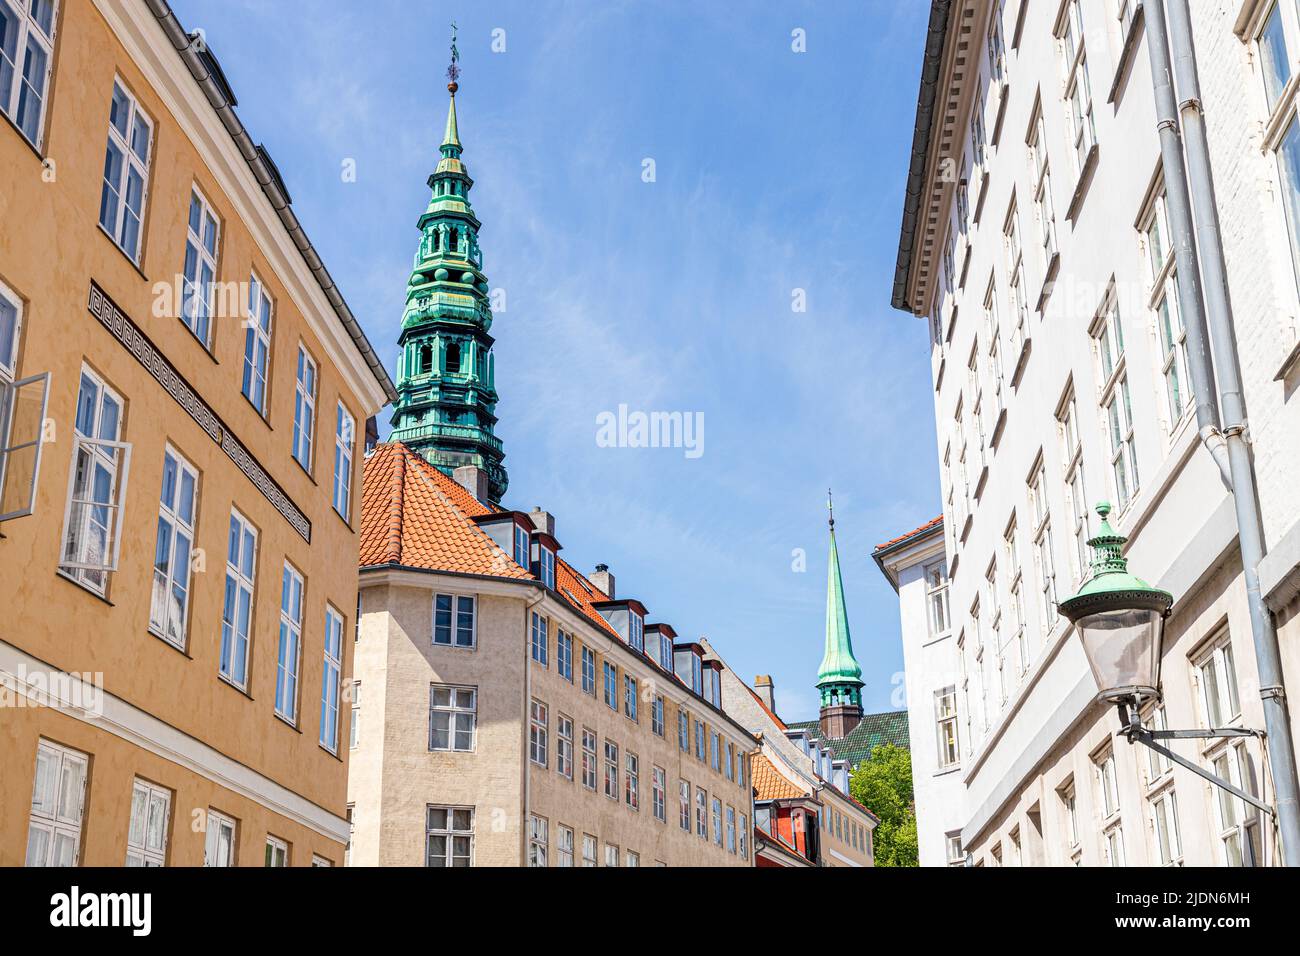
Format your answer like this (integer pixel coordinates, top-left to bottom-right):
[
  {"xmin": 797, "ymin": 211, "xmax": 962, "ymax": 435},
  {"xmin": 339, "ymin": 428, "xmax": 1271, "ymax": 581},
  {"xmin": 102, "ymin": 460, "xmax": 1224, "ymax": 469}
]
[
  {"xmin": 890, "ymin": 0, "xmax": 954, "ymax": 313},
  {"xmin": 143, "ymin": 0, "xmax": 398, "ymax": 405}
]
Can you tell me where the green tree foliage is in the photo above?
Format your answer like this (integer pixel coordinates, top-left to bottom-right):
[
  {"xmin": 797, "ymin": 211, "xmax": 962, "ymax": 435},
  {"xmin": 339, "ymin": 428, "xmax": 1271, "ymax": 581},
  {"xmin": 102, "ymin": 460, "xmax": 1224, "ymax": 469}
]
[{"xmin": 850, "ymin": 743, "xmax": 918, "ymax": 867}]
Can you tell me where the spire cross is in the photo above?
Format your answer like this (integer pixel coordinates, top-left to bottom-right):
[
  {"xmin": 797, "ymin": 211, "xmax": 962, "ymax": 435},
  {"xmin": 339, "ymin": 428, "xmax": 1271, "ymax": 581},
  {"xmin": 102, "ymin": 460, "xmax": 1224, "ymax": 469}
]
[
  {"xmin": 447, "ymin": 21, "xmax": 461, "ymax": 90},
  {"xmin": 827, "ymin": 488, "xmax": 834, "ymax": 531}
]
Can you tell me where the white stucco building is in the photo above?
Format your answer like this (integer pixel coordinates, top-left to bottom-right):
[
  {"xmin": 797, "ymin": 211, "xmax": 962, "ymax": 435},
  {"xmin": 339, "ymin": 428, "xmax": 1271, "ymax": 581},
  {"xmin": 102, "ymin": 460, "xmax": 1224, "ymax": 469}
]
[{"xmin": 888, "ymin": 0, "xmax": 1300, "ymax": 866}]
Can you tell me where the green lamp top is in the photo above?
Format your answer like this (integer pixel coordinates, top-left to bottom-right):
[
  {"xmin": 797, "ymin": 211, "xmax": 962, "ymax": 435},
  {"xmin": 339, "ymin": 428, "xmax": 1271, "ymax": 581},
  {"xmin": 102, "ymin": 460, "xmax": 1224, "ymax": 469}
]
[{"xmin": 1060, "ymin": 502, "xmax": 1173, "ymax": 619}]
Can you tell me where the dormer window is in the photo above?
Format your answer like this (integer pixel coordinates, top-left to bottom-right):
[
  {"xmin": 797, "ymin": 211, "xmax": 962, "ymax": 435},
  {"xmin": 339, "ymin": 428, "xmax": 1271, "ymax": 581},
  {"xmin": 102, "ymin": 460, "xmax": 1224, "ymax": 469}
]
[
  {"xmin": 691, "ymin": 655, "xmax": 703, "ymax": 695},
  {"xmin": 535, "ymin": 542, "xmax": 555, "ymax": 590},
  {"xmin": 629, "ymin": 611, "xmax": 643, "ymax": 653},
  {"xmin": 659, "ymin": 636, "xmax": 673, "ymax": 672},
  {"xmin": 513, "ymin": 524, "xmax": 529, "ymax": 568}
]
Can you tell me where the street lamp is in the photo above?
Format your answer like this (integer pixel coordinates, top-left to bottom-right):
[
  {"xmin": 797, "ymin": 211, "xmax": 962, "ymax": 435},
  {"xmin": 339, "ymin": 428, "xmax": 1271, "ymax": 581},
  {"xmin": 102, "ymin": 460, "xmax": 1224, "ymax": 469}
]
[{"xmin": 1061, "ymin": 502, "xmax": 1275, "ymax": 823}]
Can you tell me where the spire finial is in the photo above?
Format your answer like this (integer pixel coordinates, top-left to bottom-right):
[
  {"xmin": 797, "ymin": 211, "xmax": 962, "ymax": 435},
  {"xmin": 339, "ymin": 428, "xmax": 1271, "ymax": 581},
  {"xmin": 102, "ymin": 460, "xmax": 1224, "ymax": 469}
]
[
  {"xmin": 827, "ymin": 488, "xmax": 835, "ymax": 531},
  {"xmin": 447, "ymin": 20, "xmax": 461, "ymax": 93}
]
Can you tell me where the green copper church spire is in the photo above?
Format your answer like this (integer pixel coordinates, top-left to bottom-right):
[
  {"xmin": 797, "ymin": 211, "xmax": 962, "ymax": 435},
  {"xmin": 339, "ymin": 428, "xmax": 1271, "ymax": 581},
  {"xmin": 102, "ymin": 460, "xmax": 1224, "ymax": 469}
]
[
  {"xmin": 817, "ymin": 491, "xmax": 864, "ymax": 727},
  {"xmin": 389, "ymin": 23, "xmax": 509, "ymax": 502}
]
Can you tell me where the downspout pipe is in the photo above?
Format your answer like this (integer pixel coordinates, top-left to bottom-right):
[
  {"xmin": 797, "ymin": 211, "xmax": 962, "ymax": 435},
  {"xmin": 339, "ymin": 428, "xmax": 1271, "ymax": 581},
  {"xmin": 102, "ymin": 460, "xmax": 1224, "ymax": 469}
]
[
  {"xmin": 1142, "ymin": 0, "xmax": 1232, "ymax": 487},
  {"xmin": 1149, "ymin": 0, "xmax": 1300, "ymax": 865}
]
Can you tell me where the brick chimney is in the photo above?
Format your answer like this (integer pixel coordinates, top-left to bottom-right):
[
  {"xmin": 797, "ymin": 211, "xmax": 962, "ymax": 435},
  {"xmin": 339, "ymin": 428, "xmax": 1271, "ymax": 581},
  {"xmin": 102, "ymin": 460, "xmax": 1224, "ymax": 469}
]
[
  {"xmin": 453, "ymin": 465, "xmax": 488, "ymax": 503},
  {"xmin": 590, "ymin": 563, "xmax": 614, "ymax": 598},
  {"xmin": 754, "ymin": 675, "xmax": 776, "ymax": 713}
]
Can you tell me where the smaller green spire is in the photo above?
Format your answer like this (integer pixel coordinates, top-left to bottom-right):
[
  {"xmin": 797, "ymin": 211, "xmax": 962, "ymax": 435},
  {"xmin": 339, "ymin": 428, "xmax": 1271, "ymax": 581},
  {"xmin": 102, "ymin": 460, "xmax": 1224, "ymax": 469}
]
[
  {"xmin": 442, "ymin": 94, "xmax": 461, "ymax": 155},
  {"xmin": 817, "ymin": 490, "xmax": 864, "ymax": 710}
]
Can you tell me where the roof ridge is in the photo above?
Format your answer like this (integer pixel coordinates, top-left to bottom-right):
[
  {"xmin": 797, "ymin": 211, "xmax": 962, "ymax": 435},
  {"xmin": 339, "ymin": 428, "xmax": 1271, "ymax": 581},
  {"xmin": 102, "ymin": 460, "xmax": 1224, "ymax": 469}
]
[{"xmin": 383, "ymin": 444, "xmax": 406, "ymax": 563}]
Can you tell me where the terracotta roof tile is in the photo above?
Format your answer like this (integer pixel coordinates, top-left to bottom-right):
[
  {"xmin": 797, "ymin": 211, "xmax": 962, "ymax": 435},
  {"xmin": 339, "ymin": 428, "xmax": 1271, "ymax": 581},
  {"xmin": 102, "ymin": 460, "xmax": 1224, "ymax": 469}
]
[
  {"xmin": 752, "ymin": 754, "xmax": 810, "ymax": 801},
  {"xmin": 873, "ymin": 515, "xmax": 943, "ymax": 553}
]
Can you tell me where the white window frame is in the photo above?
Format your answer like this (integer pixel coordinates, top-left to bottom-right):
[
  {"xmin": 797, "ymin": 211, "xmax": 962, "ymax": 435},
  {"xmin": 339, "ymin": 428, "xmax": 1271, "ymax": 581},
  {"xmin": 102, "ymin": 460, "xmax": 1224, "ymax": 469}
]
[
  {"xmin": 219, "ymin": 509, "xmax": 257, "ymax": 688},
  {"xmin": 425, "ymin": 806, "xmax": 473, "ymax": 867},
  {"xmin": 1195, "ymin": 633, "xmax": 1242, "ymax": 728},
  {"xmin": 1028, "ymin": 462, "xmax": 1058, "ymax": 635},
  {"xmin": 581, "ymin": 833, "xmax": 597, "ymax": 867},
  {"xmin": 242, "ymin": 273, "xmax": 273, "ymax": 415},
  {"xmin": 125, "ymin": 778, "xmax": 170, "ymax": 867},
  {"xmin": 625, "ymin": 750, "xmax": 640, "ymax": 810},
  {"xmin": 148, "ymin": 445, "xmax": 199, "ymax": 649},
  {"xmin": 1058, "ymin": 393, "xmax": 1088, "ymax": 585},
  {"xmin": 203, "ymin": 809, "xmax": 236, "ymax": 867},
  {"xmin": 265, "ymin": 835, "xmax": 289, "ymax": 867},
  {"xmin": 291, "ymin": 343, "xmax": 317, "ymax": 471},
  {"xmin": 581, "ymin": 727, "xmax": 598, "ymax": 791},
  {"xmin": 529, "ymin": 698, "xmax": 548, "ymax": 767},
  {"xmin": 274, "ymin": 562, "xmax": 305, "ymax": 724},
  {"xmin": 98, "ymin": 78, "xmax": 153, "ymax": 263},
  {"xmin": 1058, "ymin": 0, "xmax": 1096, "ymax": 174},
  {"xmin": 556, "ymin": 714, "xmax": 574, "ymax": 779},
  {"xmin": 556, "ymin": 824, "xmax": 574, "ymax": 867},
  {"xmin": 935, "ymin": 685, "xmax": 960, "ymax": 769},
  {"xmin": 924, "ymin": 559, "xmax": 950, "ymax": 638},
  {"xmin": 26, "ymin": 739, "xmax": 87, "ymax": 867},
  {"xmin": 1210, "ymin": 740, "xmax": 1265, "ymax": 866},
  {"xmin": 603, "ymin": 738, "xmax": 619, "ymax": 799},
  {"xmin": 1, "ymin": 0, "xmax": 58, "ymax": 147},
  {"xmin": 181, "ymin": 186, "xmax": 220, "ymax": 346},
  {"xmin": 0, "ymin": 282, "xmax": 51, "ymax": 525},
  {"xmin": 528, "ymin": 814, "xmax": 548, "ymax": 867},
  {"xmin": 430, "ymin": 684, "xmax": 477, "ymax": 753},
  {"xmin": 350, "ymin": 680, "xmax": 360, "ymax": 750},
  {"xmin": 332, "ymin": 400, "xmax": 355, "ymax": 520},
  {"xmin": 530, "ymin": 610, "xmax": 548, "ymax": 665},
  {"xmin": 320, "ymin": 606, "xmax": 344, "ymax": 753},
  {"xmin": 1027, "ymin": 106, "xmax": 1058, "ymax": 272},
  {"xmin": 652, "ymin": 766, "xmax": 666, "ymax": 822}
]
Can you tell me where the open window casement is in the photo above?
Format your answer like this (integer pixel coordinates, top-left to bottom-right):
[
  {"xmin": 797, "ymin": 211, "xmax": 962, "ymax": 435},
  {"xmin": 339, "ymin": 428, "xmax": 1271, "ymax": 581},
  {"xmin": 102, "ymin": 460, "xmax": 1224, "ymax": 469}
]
[
  {"xmin": 59, "ymin": 432, "xmax": 131, "ymax": 574},
  {"xmin": 0, "ymin": 372, "xmax": 50, "ymax": 522}
]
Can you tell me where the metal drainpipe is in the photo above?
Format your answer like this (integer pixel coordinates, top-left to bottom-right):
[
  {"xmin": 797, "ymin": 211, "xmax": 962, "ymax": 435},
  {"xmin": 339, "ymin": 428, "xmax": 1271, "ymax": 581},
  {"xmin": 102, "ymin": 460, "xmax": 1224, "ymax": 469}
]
[
  {"xmin": 1142, "ymin": 0, "xmax": 1232, "ymax": 487},
  {"xmin": 1148, "ymin": 0, "xmax": 1300, "ymax": 865}
]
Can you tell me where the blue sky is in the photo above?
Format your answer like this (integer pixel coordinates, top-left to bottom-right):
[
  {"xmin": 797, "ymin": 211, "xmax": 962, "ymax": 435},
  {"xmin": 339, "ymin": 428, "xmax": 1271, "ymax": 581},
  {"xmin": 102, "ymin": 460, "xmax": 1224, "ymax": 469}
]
[{"xmin": 173, "ymin": 0, "xmax": 938, "ymax": 720}]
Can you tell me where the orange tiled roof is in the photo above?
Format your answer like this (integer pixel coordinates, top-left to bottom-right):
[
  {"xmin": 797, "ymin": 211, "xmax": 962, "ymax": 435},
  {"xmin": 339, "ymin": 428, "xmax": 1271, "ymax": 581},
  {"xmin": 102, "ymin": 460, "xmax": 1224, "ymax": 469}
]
[
  {"xmin": 873, "ymin": 515, "xmax": 943, "ymax": 552},
  {"xmin": 752, "ymin": 754, "xmax": 811, "ymax": 801}
]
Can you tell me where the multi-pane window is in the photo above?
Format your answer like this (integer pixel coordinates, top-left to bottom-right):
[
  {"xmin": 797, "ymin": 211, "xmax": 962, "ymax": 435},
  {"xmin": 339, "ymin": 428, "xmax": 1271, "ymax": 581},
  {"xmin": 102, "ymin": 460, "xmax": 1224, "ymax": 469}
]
[
  {"xmin": 725, "ymin": 741, "xmax": 735, "ymax": 782},
  {"xmin": 26, "ymin": 740, "xmax": 87, "ymax": 866},
  {"xmin": 1029, "ymin": 463, "xmax": 1057, "ymax": 634},
  {"xmin": 203, "ymin": 809, "xmax": 236, "ymax": 867},
  {"xmin": 557, "ymin": 715, "xmax": 574, "ymax": 779},
  {"xmin": 1060, "ymin": 782, "xmax": 1080, "ymax": 855},
  {"xmin": 625, "ymin": 751, "xmax": 640, "ymax": 810},
  {"xmin": 125, "ymin": 778, "xmax": 170, "ymax": 867},
  {"xmin": 678, "ymin": 710, "xmax": 690, "ymax": 751},
  {"xmin": 149, "ymin": 446, "xmax": 198, "ymax": 647},
  {"xmin": 530, "ymin": 611, "xmax": 549, "ymax": 665},
  {"xmin": 710, "ymin": 732, "xmax": 720, "ymax": 772},
  {"xmin": 580, "ymin": 645, "xmax": 596, "ymax": 695},
  {"xmin": 265, "ymin": 836, "xmax": 288, "ymax": 867},
  {"xmin": 320, "ymin": 607, "xmax": 344, "ymax": 753},
  {"xmin": 1005, "ymin": 200, "xmax": 1029, "ymax": 343},
  {"xmin": 431, "ymin": 685, "xmax": 477, "ymax": 752},
  {"xmin": 988, "ymin": 0, "xmax": 1006, "ymax": 85},
  {"xmin": 0, "ymin": 0, "xmax": 58, "ymax": 146},
  {"xmin": 935, "ymin": 686, "xmax": 960, "ymax": 768},
  {"xmin": 1141, "ymin": 190, "xmax": 1191, "ymax": 426},
  {"xmin": 291, "ymin": 345, "xmax": 316, "ymax": 470},
  {"xmin": 1197, "ymin": 635, "xmax": 1241, "ymax": 728},
  {"xmin": 679, "ymin": 779, "xmax": 692, "ymax": 831},
  {"xmin": 1028, "ymin": 108, "xmax": 1057, "ymax": 273},
  {"xmin": 1059, "ymin": 394, "xmax": 1088, "ymax": 584},
  {"xmin": 1097, "ymin": 298, "xmax": 1139, "ymax": 509},
  {"xmin": 739, "ymin": 813, "xmax": 749, "ymax": 860},
  {"xmin": 557, "ymin": 630, "xmax": 573, "ymax": 681},
  {"xmin": 925, "ymin": 560, "xmax": 950, "ymax": 637},
  {"xmin": 581, "ymin": 833, "xmax": 597, "ymax": 867},
  {"xmin": 434, "ymin": 593, "xmax": 475, "ymax": 647},
  {"xmin": 513, "ymin": 524, "xmax": 529, "ymax": 567},
  {"xmin": 985, "ymin": 281, "xmax": 1006, "ymax": 418},
  {"xmin": 1257, "ymin": 0, "xmax": 1292, "ymax": 113},
  {"xmin": 333, "ymin": 402, "xmax": 355, "ymax": 520},
  {"xmin": 652, "ymin": 766, "xmax": 667, "ymax": 822},
  {"xmin": 625, "ymin": 851, "xmax": 640, "ymax": 867},
  {"xmin": 726, "ymin": 806, "xmax": 737, "ymax": 854},
  {"xmin": 1269, "ymin": 67, "xmax": 1300, "ymax": 295},
  {"xmin": 604, "ymin": 844, "xmax": 619, "ymax": 867},
  {"xmin": 1212, "ymin": 741, "xmax": 1264, "ymax": 866},
  {"xmin": 603, "ymin": 739, "xmax": 619, "ymax": 799},
  {"xmin": 219, "ymin": 510, "xmax": 256, "ymax": 687},
  {"xmin": 241, "ymin": 274, "xmax": 273, "ymax": 414},
  {"xmin": 426, "ymin": 806, "xmax": 473, "ymax": 867},
  {"xmin": 1150, "ymin": 787, "xmax": 1182, "ymax": 866},
  {"xmin": 350, "ymin": 681, "xmax": 360, "ymax": 750},
  {"xmin": 275, "ymin": 563, "xmax": 304, "ymax": 723},
  {"xmin": 528, "ymin": 815, "xmax": 548, "ymax": 867},
  {"xmin": 181, "ymin": 188, "xmax": 220, "ymax": 345},
  {"xmin": 556, "ymin": 825, "xmax": 574, "ymax": 867},
  {"xmin": 1060, "ymin": 0, "xmax": 1096, "ymax": 172},
  {"xmin": 694, "ymin": 720, "xmax": 705, "ymax": 761},
  {"xmin": 711, "ymin": 797, "xmax": 723, "ymax": 846},
  {"xmin": 624, "ymin": 674, "xmax": 638, "ymax": 721},
  {"xmin": 603, "ymin": 661, "xmax": 617, "ymax": 710},
  {"xmin": 61, "ymin": 368, "xmax": 129, "ymax": 594},
  {"xmin": 652, "ymin": 695, "xmax": 665, "ymax": 736},
  {"xmin": 98, "ymin": 80, "xmax": 152, "ymax": 262},
  {"xmin": 1096, "ymin": 749, "xmax": 1124, "ymax": 866},
  {"xmin": 629, "ymin": 611, "xmax": 644, "ymax": 652},
  {"xmin": 581, "ymin": 727, "xmax": 598, "ymax": 790},
  {"xmin": 695, "ymin": 786, "xmax": 708, "ymax": 838},
  {"xmin": 1005, "ymin": 517, "xmax": 1028, "ymax": 674},
  {"xmin": 529, "ymin": 698, "xmax": 548, "ymax": 767}
]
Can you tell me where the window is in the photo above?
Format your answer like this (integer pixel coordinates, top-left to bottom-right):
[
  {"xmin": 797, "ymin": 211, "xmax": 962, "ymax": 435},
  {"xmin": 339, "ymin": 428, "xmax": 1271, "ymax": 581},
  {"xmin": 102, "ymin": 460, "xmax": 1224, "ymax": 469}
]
[
  {"xmin": 696, "ymin": 786, "xmax": 708, "ymax": 838},
  {"xmin": 1150, "ymin": 788, "xmax": 1182, "ymax": 866},
  {"xmin": 529, "ymin": 699, "xmax": 548, "ymax": 767},
  {"xmin": 629, "ymin": 611, "xmax": 644, "ymax": 652},
  {"xmin": 345, "ymin": 805, "xmax": 353, "ymax": 865},
  {"xmin": 988, "ymin": 0, "xmax": 1006, "ymax": 84},
  {"xmin": 1058, "ymin": 393, "xmax": 1088, "ymax": 584},
  {"xmin": 652, "ymin": 695, "xmax": 665, "ymax": 736},
  {"xmin": 726, "ymin": 806, "xmax": 737, "ymax": 854},
  {"xmin": 512, "ymin": 523, "xmax": 529, "ymax": 567},
  {"xmin": 312, "ymin": 855, "xmax": 332, "ymax": 867},
  {"xmin": 528, "ymin": 815, "xmax": 548, "ymax": 867},
  {"xmin": 426, "ymin": 806, "xmax": 473, "ymax": 867},
  {"xmin": 711, "ymin": 796, "xmax": 723, "ymax": 846},
  {"xmin": 60, "ymin": 368, "xmax": 130, "ymax": 594},
  {"xmin": 530, "ymin": 611, "xmax": 549, "ymax": 665},
  {"xmin": 275, "ymin": 563, "xmax": 304, "ymax": 723},
  {"xmin": 694, "ymin": 720, "xmax": 705, "ymax": 761},
  {"xmin": 241, "ymin": 273, "xmax": 273, "ymax": 414},
  {"xmin": 320, "ymin": 607, "xmax": 344, "ymax": 753},
  {"xmin": 1028, "ymin": 107, "xmax": 1057, "ymax": 274},
  {"xmin": 603, "ymin": 661, "xmax": 617, "ymax": 710},
  {"xmin": 149, "ymin": 446, "xmax": 198, "ymax": 648},
  {"xmin": 333, "ymin": 402, "xmax": 355, "ymax": 519},
  {"xmin": 431, "ymin": 685, "xmax": 477, "ymax": 752},
  {"xmin": 181, "ymin": 188, "xmax": 220, "ymax": 345},
  {"xmin": 581, "ymin": 728, "xmax": 597, "ymax": 790},
  {"xmin": 679, "ymin": 779, "xmax": 691, "ymax": 831},
  {"xmin": 125, "ymin": 779, "xmax": 169, "ymax": 867},
  {"xmin": 925, "ymin": 560, "xmax": 950, "ymax": 637},
  {"xmin": 291, "ymin": 345, "xmax": 317, "ymax": 470},
  {"xmin": 625, "ymin": 751, "xmax": 640, "ymax": 810},
  {"xmin": 946, "ymin": 833, "xmax": 964, "ymax": 866},
  {"xmin": 603, "ymin": 739, "xmax": 619, "ymax": 799},
  {"xmin": 537, "ymin": 542, "xmax": 555, "ymax": 589},
  {"xmin": 26, "ymin": 740, "xmax": 87, "ymax": 867},
  {"xmin": 935, "ymin": 686, "xmax": 960, "ymax": 768},
  {"xmin": 581, "ymin": 833, "xmax": 597, "ymax": 867},
  {"xmin": 1197, "ymin": 634, "xmax": 1241, "ymax": 727},
  {"xmin": 678, "ymin": 710, "xmax": 690, "ymax": 751},
  {"xmin": 557, "ymin": 630, "xmax": 573, "ymax": 681},
  {"xmin": 350, "ymin": 681, "xmax": 360, "ymax": 750},
  {"xmin": 1097, "ymin": 297, "xmax": 1139, "ymax": 509},
  {"xmin": 1059, "ymin": 0, "xmax": 1096, "ymax": 173},
  {"xmin": 556, "ymin": 825, "xmax": 574, "ymax": 867},
  {"xmin": 557, "ymin": 715, "xmax": 574, "ymax": 779},
  {"xmin": 0, "ymin": 0, "xmax": 57, "ymax": 146},
  {"xmin": 265, "ymin": 836, "xmax": 289, "ymax": 867},
  {"xmin": 1271, "ymin": 97, "xmax": 1300, "ymax": 296},
  {"xmin": 1142, "ymin": 190, "xmax": 1191, "ymax": 427},
  {"xmin": 1096, "ymin": 749, "xmax": 1125, "ymax": 866},
  {"xmin": 625, "ymin": 850, "xmax": 640, "ymax": 867},
  {"xmin": 604, "ymin": 844, "xmax": 619, "ymax": 867},
  {"xmin": 98, "ymin": 80, "xmax": 152, "ymax": 262},
  {"xmin": 1029, "ymin": 462, "xmax": 1057, "ymax": 634},
  {"xmin": 1005, "ymin": 200, "xmax": 1029, "ymax": 346},
  {"xmin": 652, "ymin": 766, "xmax": 667, "ymax": 822},
  {"xmin": 725, "ymin": 741, "xmax": 735, "ymax": 782},
  {"xmin": 203, "ymin": 809, "xmax": 236, "ymax": 867},
  {"xmin": 580, "ymin": 645, "xmax": 596, "ymax": 694},
  {"xmin": 1212, "ymin": 741, "xmax": 1264, "ymax": 866},
  {"xmin": 1257, "ymin": 0, "xmax": 1292, "ymax": 112},
  {"xmin": 710, "ymin": 732, "xmax": 720, "ymax": 772},
  {"xmin": 739, "ymin": 813, "xmax": 748, "ymax": 860},
  {"xmin": 1061, "ymin": 782, "xmax": 1080, "ymax": 853},
  {"xmin": 623, "ymin": 674, "xmax": 638, "ymax": 721},
  {"xmin": 434, "ymin": 593, "xmax": 475, "ymax": 647}
]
